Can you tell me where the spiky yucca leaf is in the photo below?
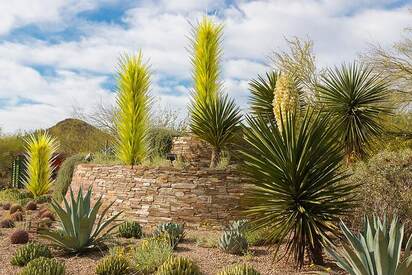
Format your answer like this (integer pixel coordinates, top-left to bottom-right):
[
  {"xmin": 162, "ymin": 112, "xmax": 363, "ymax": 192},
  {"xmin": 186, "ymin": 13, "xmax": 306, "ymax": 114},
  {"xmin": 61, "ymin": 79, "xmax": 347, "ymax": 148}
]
[
  {"xmin": 24, "ymin": 132, "xmax": 58, "ymax": 197},
  {"xmin": 39, "ymin": 186, "xmax": 121, "ymax": 253},
  {"xmin": 190, "ymin": 16, "xmax": 223, "ymax": 104},
  {"xmin": 240, "ymin": 110, "xmax": 357, "ymax": 268},
  {"xmin": 190, "ymin": 94, "xmax": 242, "ymax": 167},
  {"xmin": 249, "ymin": 71, "xmax": 279, "ymax": 120},
  {"xmin": 115, "ymin": 52, "xmax": 151, "ymax": 166},
  {"xmin": 317, "ymin": 62, "xmax": 390, "ymax": 161}
]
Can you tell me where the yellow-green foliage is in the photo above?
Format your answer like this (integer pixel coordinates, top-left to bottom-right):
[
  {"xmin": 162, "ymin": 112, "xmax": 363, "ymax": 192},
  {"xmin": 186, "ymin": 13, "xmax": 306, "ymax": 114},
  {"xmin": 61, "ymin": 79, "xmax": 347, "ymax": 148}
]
[
  {"xmin": 191, "ymin": 16, "xmax": 223, "ymax": 104},
  {"xmin": 95, "ymin": 254, "xmax": 131, "ymax": 275},
  {"xmin": 115, "ymin": 52, "xmax": 151, "ymax": 166},
  {"xmin": 132, "ymin": 237, "xmax": 172, "ymax": 274},
  {"xmin": 217, "ymin": 264, "xmax": 261, "ymax": 275},
  {"xmin": 0, "ymin": 135, "xmax": 24, "ymax": 187},
  {"xmin": 273, "ymin": 74, "xmax": 299, "ymax": 127},
  {"xmin": 156, "ymin": 256, "xmax": 201, "ymax": 275},
  {"xmin": 24, "ymin": 132, "xmax": 58, "ymax": 197}
]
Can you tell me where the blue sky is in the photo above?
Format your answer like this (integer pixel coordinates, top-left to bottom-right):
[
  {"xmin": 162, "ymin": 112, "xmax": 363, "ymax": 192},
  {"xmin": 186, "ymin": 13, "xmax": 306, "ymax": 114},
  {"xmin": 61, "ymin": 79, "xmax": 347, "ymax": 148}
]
[{"xmin": 0, "ymin": 0, "xmax": 411, "ymax": 133}]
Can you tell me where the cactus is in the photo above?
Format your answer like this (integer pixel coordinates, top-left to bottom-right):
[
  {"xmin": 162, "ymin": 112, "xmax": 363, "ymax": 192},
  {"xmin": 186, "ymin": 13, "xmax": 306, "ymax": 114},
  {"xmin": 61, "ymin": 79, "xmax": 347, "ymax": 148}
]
[
  {"xmin": 95, "ymin": 254, "xmax": 131, "ymax": 275},
  {"xmin": 3, "ymin": 202, "xmax": 11, "ymax": 210},
  {"xmin": 118, "ymin": 221, "xmax": 142, "ymax": 239},
  {"xmin": 10, "ymin": 229, "xmax": 29, "ymax": 244},
  {"xmin": 0, "ymin": 218, "xmax": 15, "ymax": 228},
  {"xmin": 273, "ymin": 74, "xmax": 299, "ymax": 127},
  {"xmin": 26, "ymin": 201, "xmax": 37, "ymax": 210},
  {"xmin": 156, "ymin": 256, "xmax": 201, "ymax": 275},
  {"xmin": 153, "ymin": 223, "xmax": 184, "ymax": 249},
  {"xmin": 217, "ymin": 264, "xmax": 261, "ymax": 275},
  {"xmin": 11, "ymin": 242, "xmax": 52, "ymax": 266},
  {"xmin": 39, "ymin": 210, "xmax": 55, "ymax": 221},
  {"xmin": 20, "ymin": 257, "xmax": 65, "ymax": 275},
  {"xmin": 218, "ymin": 230, "xmax": 248, "ymax": 255},
  {"xmin": 11, "ymin": 211, "xmax": 24, "ymax": 222},
  {"xmin": 10, "ymin": 203, "xmax": 22, "ymax": 214},
  {"xmin": 11, "ymin": 154, "xmax": 26, "ymax": 189}
]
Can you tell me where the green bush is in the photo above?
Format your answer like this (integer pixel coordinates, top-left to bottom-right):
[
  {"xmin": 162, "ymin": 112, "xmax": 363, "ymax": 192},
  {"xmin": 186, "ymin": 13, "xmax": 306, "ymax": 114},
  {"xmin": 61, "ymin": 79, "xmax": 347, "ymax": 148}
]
[
  {"xmin": 11, "ymin": 242, "xmax": 52, "ymax": 266},
  {"xmin": 95, "ymin": 254, "xmax": 131, "ymax": 275},
  {"xmin": 131, "ymin": 238, "xmax": 173, "ymax": 274},
  {"xmin": 0, "ymin": 188, "xmax": 32, "ymax": 204},
  {"xmin": 344, "ymin": 149, "xmax": 412, "ymax": 234},
  {"xmin": 118, "ymin": 221, "xmax": 142, "ymax": 239},
  {"xmin": 52, "ymin": 153, "xmax": 86, "ymax": 202},
  {"xmin": 20, "ymin": 257, "xmax": 65, "ymax": 275},
  {"xmin": 217, "ymin": 264, "xmax": 261, "ymax": 275},
  {"xmin": 148, "ymin": 127, "xmax": 177, "ymax": 158},
  {"xmin": 155, "ymin": 256, "xmax": 201, "ymax": 275},
  {"xmin": 0, "ymin": 135, "xmax": 24, "ymax": 188}
]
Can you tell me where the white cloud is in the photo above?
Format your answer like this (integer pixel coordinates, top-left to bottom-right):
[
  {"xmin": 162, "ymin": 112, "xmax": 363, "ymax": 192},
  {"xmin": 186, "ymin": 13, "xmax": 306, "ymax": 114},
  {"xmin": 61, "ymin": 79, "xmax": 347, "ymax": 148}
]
[{"xmin": 0, "ymin": 0, "xmax": 411, "ymax": 132}]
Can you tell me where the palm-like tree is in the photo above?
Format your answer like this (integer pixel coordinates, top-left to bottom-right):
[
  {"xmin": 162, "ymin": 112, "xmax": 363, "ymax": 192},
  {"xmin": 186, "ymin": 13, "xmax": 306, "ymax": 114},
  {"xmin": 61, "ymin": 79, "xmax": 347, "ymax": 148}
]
[
  {"xmin": 115, "ymin": 52, "xmax": 151, "ymax": 166},
  {"xmin": 240, "ymin": 110, "xmax": 357, "ymax": 268},
  {"xmin": 317, "ymin": 63, "xmax": 390, "ymax": 161},
  {"xmin": 189, "ymin": 17, "xmax": 241, "ymax": 167},
  {"xmin": 248, "ymin": 71, "xmax": 279, "ymax": 120}
]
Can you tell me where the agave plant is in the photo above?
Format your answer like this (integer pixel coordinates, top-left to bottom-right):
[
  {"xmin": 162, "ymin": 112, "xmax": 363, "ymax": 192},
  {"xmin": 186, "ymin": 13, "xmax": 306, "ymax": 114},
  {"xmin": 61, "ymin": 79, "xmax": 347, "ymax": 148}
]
[
  {"xmin": 240, "ymin": 110, "xmax": 357, "ymax": 267},
  {"xmin": 190, "ymin": 94, "xmax": 242, "ymax": 167},
  {"xmin": 248, "ymin": 71, "xmax": 279, "ymax": 120},
  {"xmin": 115, "ymin": 52, "xmax": 151, "ymax": 166},
  {"xmin": 317, "ymin": 62, "xmax": 390, "ymax": 161},
  {"xmin": 326, "ymin": 216, "xmax": 412, "ymax": 275},
  {"xmin": 24, "ymin": 132, "xmax": 58, "ymax": 197},
  {"xmin": 39, "ymin": 186, "xmax": 121, "ymax": 253}
]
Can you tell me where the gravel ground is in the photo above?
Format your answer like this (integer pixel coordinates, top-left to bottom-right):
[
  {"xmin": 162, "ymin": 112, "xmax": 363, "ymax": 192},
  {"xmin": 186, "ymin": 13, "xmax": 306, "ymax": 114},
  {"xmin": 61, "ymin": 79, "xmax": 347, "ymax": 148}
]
[{"xmin": 0, "ymin": 208, "xmax": 338, "ymax": 275}]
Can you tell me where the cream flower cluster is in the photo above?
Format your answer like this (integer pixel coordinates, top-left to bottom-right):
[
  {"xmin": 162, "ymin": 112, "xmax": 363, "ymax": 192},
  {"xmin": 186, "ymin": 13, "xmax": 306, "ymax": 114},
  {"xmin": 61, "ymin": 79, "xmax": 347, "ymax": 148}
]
[{"xmin": 273, "ymin": 74, "xmax": 299, "ymax": 128}]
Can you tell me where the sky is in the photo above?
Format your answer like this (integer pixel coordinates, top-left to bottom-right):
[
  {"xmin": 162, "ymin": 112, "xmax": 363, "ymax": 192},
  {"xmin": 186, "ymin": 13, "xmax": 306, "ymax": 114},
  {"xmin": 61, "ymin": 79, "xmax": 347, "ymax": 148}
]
[{"xmin": 0, "ymin": 0, "xmax": 411, "ymax": 133}]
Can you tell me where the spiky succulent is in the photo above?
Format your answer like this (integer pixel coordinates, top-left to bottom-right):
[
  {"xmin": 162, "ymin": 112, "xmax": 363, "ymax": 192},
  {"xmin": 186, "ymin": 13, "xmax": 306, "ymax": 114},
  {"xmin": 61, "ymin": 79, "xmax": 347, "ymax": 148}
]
[
  {"xmin": 249, "ymin": 71, "xmax": 279, "ymax": 120},
  {"xmin": 10, "ymin": 229, "xmax": 29, "ymax": 244},
  {"xmin": 0, "ymin": 218, "xmax": 15, "ymax": 228},
  {"xmin": 153, "ymin": 223, "xmax": 184, "ymax": 249},
  {"xmin": 10, "ymin": 203, "xmax": 22, "ymax": 214},
  {"xmin": 115, "ymin": 52, "xmax": 151, "ymax": 166},
  {"xmin": 218, "ymin": 230, "xmax": 248, "ymax": 255},
  {"xmin": 26, "ymin": 201, "xmax": 37, "ymax": 210},
  {"xmin": 118, "ymin": 221, "xmax": 142, "ymax": 239},
  {"xmin": 11, "ymin": 211, "xmax": 24, "ymax": 222},
  {"xmin": 20, "ymin": 257, "xmax": 65, "ymax": 275},
  {"xmin": 273, "ymin": 74, "xmax": 300, "ymax": 127},
  {"xmin": 227, "ymin": 219, "xmax": 249, "ymax": 233},
  {"xmin": 24, "ymin": 132, "xmax": 58, "ymax": 197},
  {"xmin": 95, "ymin": 254, "xmax": 131, "ymax": 275},
  {"xmin": 156, "ymin": 256, "xmax": 201, "ymax": 275},
  {"xmin": 217, "ymin": 264, "xmax": 261, "ymax": 275},
  {"xmin": 11, "ymin": 242, "xmax": 52, "ymax": 266}
]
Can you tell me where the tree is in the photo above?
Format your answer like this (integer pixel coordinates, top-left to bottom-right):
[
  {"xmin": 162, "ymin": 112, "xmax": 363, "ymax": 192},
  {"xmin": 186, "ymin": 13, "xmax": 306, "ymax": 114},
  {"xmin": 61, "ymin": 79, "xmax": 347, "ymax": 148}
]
[{"xmin": 115, "ymin": 52, "xmax": 151, "ymax": 166}]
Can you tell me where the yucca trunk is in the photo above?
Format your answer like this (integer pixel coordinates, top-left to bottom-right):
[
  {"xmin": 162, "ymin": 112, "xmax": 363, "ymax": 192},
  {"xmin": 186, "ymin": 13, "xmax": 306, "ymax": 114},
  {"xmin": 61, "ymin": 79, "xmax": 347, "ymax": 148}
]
[
  {"xmin": 210, "ymin": 147, "xmax": 221, "ymax": 168},
  {"xmin": 307, "ymin": 238, "xmax": 324, "ymax": 266}
]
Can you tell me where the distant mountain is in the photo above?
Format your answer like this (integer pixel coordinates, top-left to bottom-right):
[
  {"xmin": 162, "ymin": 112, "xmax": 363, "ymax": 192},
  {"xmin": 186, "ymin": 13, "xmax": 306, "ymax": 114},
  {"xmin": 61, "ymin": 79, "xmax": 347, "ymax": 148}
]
[{"xmin": 47, "ymin": 118, "xmax": 114, "ymax": 156}]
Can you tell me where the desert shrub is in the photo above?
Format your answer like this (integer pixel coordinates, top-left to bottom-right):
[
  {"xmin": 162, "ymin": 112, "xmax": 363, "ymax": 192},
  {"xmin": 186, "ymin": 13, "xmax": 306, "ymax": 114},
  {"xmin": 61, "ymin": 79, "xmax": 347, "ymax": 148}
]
[
  {"xmin": 52, "ymin": 153, "xmax": 86, "ymax": 202},
  {"xmin": 118, "ymin": 221, "xmax": 142, "ymax": 239},
  {"xmin": 11, "ymin": 242, "xmax": 52, "ymax": 266},
  {"xmin": 153, "ymin": 222, "xmax": 184, "ymax": 249},
  {"xmin": 95, "ymin": 254, "xmax": 131, "ymax": 275},
  {"xmin": 0, "ymin": 218, "xmax": 15, "ymax": 228},
  {"xmin": 147, "ymin": 127, "xmax": 177, "ymax": 158},
  {"xmin": 217, "ymin": 264, "xmax": 261, "ymax": 275},
  {"xmin": 10, "ymin": 229, "xmax": 29, "ymax": 244},
  {"xmin": 0, "ymin": 188, "xmax": 32, "ymax": 204},
  {"xmin": 195, "ymin": 235, "xmax": 218, "ymax": 248},
  {"xmin": 0, "ymin": 135, "xmax": 24, "ymax": 188},
  {"xmin": 20, "ymin": 257, "xmax": 65, "ymax": 275},
  {"xmin": 218, "ymin": 230, "xmax": 248, "ymax": 255},
  {"xmin": 345, "ymin": 148, "xmax": 412, "ymax": 234},
  {"xmin": 156, "ymin": 256, "xmax": 201, "ymax": 275},
  {"xmin": 35, "ymin": 194, "xmax": 52, "ymax": 204},
  {"xmin": 131, "ymin": 238, "xmax": 173, "ymax": 274}
]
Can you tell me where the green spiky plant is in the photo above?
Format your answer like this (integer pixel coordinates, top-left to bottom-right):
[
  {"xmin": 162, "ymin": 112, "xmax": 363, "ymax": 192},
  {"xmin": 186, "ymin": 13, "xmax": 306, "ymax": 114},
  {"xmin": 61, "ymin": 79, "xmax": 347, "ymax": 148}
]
[
  {"xmin": 189, "ymin": 17, "xmax": 242, "ymax": 167},
  {"xmin": 325, "ymin": 216, "xmax": 412, "ymax": 275},
  {"xmin": 240, "ymin": 110, "xmax": 358, "ymax": 268},
  {"xmin": 317, "ymin": 62, "xmax": 390, "ymax": 162},
  {"xmin": 39, "ymin": 186, "xmax": 121, "ymax": 253},
  {"xmin": 24, "ymin": 132, "xmax": 58, "ymax": 198},
  {"xmin": 115, "ymin": 52, "xmax": 151, "ymax": 166},
  {"xmin": 249, "ymin": 71, "xmax": 279, "ymax": 121}
]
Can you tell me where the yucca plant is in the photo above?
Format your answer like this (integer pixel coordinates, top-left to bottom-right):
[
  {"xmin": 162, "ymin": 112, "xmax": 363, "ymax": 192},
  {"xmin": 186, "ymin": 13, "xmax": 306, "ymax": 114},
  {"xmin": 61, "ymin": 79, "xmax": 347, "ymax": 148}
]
[
  {"xmin": 240, "ymin": 110, "xmax": 358, "ymax": 268},
  {"xmin": 190, "ymin": 94, "xmax": 242, "ymax": 167},
  {"xmin": 115, "ymin": 52, "xmax": 151, "ymax": 166},
  {"xmin": 39, "ymin": 186, "xmax": 121, "ymax": 253},
  {"xmin": 273, "ymin": 73, "xmax": 300, "ymax": 127},
  {"xmin": 24, "ymin": 132, "xmax": 58, "ymax": 197},
  {"xmin": 326, "ymin": 216, "xmax": 412, "ymax": 275},
  {"xmin": 189, "ymin": 17, "xmax": 242, "ymax": 168},
  {"xmin": 249, "ymin": 71, "xmax": 279, "ymax": 121},
  {"xmin": 190, "ymin": 16, "xmax": 223, "ymax": 104},
  {"xmin": 317, "ymin": 62, "xmax": 390, "ymax": 162}
]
